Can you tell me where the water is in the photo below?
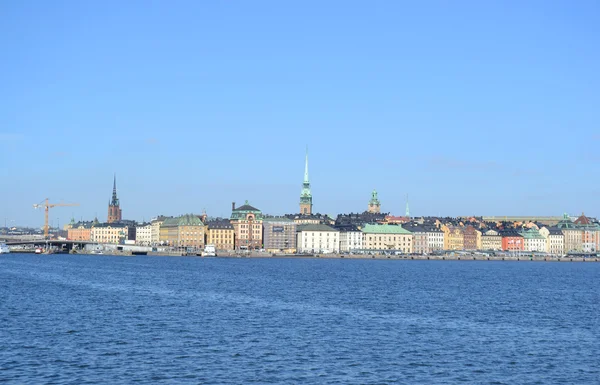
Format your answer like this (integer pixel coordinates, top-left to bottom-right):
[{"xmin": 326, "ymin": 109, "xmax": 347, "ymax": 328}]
[{"xmin": 1, "ymin": 254, "xmax": 599, "ymax": 384}]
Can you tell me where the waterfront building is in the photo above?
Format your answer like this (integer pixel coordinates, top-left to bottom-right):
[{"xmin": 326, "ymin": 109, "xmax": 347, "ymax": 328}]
[
  {"xmin": 230, "ymin": 201, "xmax": 263, "ymax": 250},
  {"xmin": 263, "ymin": 217, "xmax": 297, "ymax": 253},
  {"xmin": 135, "ymin": 223, "xmax": 152, "ymax": 246},
  {"xmin": 500, "ymin": 230, "xmax": 524, "ymax": 251},
  {"xmin": 573, "ymin": 213, "xmax": 600, "ymax": 253},
  {"xmin": 176, "ymin": 214, "xmax": 205, "ymax": 250},
  {"xmin": 519, "ymin": 227, "xmax": 546, "ymax": 252},
  {"xmin": 367, "ymin": 190, "xmax": 381, "ymax": 214},
  {"xmin": 158, "ymin": 215, "xmax": 205, "ymax": 249},
  {"xmin": 296, "ymin": 224, "xmax": 339, "ymax": 253},
  {"xmin": 539, "ymin": 226, "xmax": 564, "ymax": 255},
  {"xmin": 159, "ymin": 217, "xmax": 179, "ymax": 246},
  {"xmin": 406, "ymin": 226, "xmax": 428, "ymax": 254},
  {"xmin": 481, "ymin": 229, "xmax": 502, "ymax": 250},
  {"xmin": 336, "ymin": 225, "xmax": 363, "ymax": 252},
  {"xmin": 91, "ymin": 223, "xmax": 130, "ymax": 244},
  {"xmin": 463, "ymin": 225, "xmax": 480, "ymax": 250},
  {"xmin": 557, "ymin": 214, "xmax": 582, "ymax": 253},
  {"xmin": 206, "ymin": 220, "xmax": 235, "ymax": 251},
  {"xmin": 67, "ymin": 221, "xmax": 94, "ymax": 241},
  {"xmin": 426, "ymin": 227, "xmax": 445, "ymax": 252},
  {"xmin": 442, "ymin": 225, "xmax": 464, "ymax": 250},
  {"xmin": 299, "ymin": 149, "xmax": 313, "ymax": 215},
  {"xmin": 107, "ymin": 175, "xmax": 122, "ymax": 224},
  {"xmin": 150, "ymin": 217, "xmax": 165, "ymax": 245},
  {"xmin": 361, "ymin": 224, "xmax": 413, "ymax": 253}
]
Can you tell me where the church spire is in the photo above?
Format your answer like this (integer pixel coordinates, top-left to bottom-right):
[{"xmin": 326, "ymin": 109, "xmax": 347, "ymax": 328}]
[
  {"xmin": 111, "ymin": 173, "xmax": 119, "ymax": 206},
  {"xmin": 405, "ymin": 194, "xmax": 410, "ymax": 217},
  {"xmin": 304, "ymin": 146, "xmax": 309, "ymax": 183},
  {"xmin": 299, "ymin": 146, "xmax": 313, "ymax": 215}
]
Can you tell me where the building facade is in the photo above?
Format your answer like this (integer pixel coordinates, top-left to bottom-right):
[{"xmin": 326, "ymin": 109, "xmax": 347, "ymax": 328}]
[
  {"xmin": 481, "ymin": 229, "xmax": 502, "ymax": 250},
  {"xmin": 135, "ymin": 223, "xmax": 152, "ymax": 246},
  {"xmin": 296, "ymin": 224, "xmax": 340, "ymax": 253},
  {"xmin": 176, "ymin": 214, "xmax": 205, "ymax": 250},
  {"xmin": 426, "ymin": 227, "xmax": 445, "ymax": 252},
  {"xmin": 263, "ymin": 217, "xmax": 297, "ymax": 253},
  {"xmin": 442, "ymin": 225, "xmax": 464, "ymax": 250},
  {"xmin": 539, "ymin": 226, "xmax": 564, "ymax": 255},
  {"xmin": 520, "ymin": 227, "xmax": 546, "ymax": 252},
  {"xmin": 231, "ymin": 201, "xmax": 264, "ymax": 250},
  {"xmin": 107, "ymin": 175, "xmax": 122, "ymax": 223},
  {"xmin": 206, "ymin": 220, "xmax": 235, "ymax": 251},
  {"xmin": 501, "ymin": 230, "xmax": 524, "ymax": 251},
  {"xmin": 91, "ymin": 223, "xmax": 129, "ymax": 244},
  {"xmin": 67, "ymin": 221, "xmax": 94, "ymax": 241},
  {"xmin": 150, "ymin": 217, "xmax": 165, "ymax": 245},
  {"xmin": 361, "ymin": 224, "xmax": 413, "ymax": 253},
  {"xmin": 337, "ymin": 225, "xmax": 363, "ymax": 252},
  {"xmin": 463, "ymin": 225, "xmax": 480, "ymax": 250}
]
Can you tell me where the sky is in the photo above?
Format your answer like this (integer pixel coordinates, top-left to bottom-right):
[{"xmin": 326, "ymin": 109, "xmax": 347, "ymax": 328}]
[{"xmin": 1, "ymin": 0, "xmax": 599, "ymax": 227}]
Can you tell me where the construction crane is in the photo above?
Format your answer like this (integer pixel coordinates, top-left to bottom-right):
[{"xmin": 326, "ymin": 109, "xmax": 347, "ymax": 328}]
[{"xmin": 33, "ymin": 198, "xmax": 80, "ymax": 239}]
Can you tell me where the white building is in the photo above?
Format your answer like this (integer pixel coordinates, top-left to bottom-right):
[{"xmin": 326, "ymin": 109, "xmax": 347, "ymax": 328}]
[
  {"xmin": 297, "ymin": 224, "xmax": 340, "ymax": 253},
  {"xmin": 337, "ymin": 225, "xmax": 363, "ymax": 252},
  {"xmin": 520, "ymin": 228, "xmax": 547, "ymax": 252},
  {"xmin": 135, "ymin": 223, "xmax": 152, "ymax": 246},
  {"xmin": 426, "ymin": 227, "xmax": 445, "ymax": 252},
  {"xmin": 539, "ymin": 226, "xmax": 564, "ymax": 255}
]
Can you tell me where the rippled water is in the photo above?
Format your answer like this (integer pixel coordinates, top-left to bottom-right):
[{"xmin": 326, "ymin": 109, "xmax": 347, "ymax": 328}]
[{"xmin": 1, "ymin": 254, "xmax": 599, "ymax": 384}]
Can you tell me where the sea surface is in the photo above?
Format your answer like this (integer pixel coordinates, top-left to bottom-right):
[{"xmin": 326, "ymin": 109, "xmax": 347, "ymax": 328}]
[{"xmin": 1, "ymin": 254, "xmax": 599, "ymax": 384}]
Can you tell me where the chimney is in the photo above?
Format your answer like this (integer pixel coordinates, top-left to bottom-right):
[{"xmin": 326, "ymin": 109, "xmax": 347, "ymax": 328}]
[{"xmin": 232, "ymin": 202, "xmax": 236, "ymax": 211}]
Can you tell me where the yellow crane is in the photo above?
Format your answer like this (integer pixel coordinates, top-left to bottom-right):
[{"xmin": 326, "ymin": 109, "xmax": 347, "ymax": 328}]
[{"xmin": 33, "ymin": 198, "xmax": 80, "ymax": 238}]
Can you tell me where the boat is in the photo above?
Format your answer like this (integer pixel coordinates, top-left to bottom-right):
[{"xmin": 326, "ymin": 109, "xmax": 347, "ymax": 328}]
[
  {"xmin": 35, "ymin": 247, "xmax": 43, "ymax": 254},
  {"xmin": 0, "ymin": 243, "xmax": 10, "ymax": 254}
]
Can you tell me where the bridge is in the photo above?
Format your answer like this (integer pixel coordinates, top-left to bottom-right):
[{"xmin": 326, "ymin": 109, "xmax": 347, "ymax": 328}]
[{"xmin": 4, "ymin": 239, "xmax": 152, "ymax": 254}]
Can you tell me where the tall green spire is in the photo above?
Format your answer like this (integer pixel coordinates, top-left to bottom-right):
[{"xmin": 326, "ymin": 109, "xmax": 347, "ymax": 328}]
[{"xmin": 300, "ymin": 147, "xmax": 312, "ymax": 214}]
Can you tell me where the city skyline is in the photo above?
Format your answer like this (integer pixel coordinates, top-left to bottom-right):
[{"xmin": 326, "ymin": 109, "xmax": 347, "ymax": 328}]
[{"xmin": 2, "ymin": 1, "xmax": 599, "ymax": 226}]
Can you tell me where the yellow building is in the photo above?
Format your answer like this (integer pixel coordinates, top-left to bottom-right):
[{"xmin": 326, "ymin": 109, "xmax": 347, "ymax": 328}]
[
  {"xmin": 159, "ymin": 215, "xmax": 205, "ymax": 250},
  {"xmin": 206, "ymin": 220, "xmax": 235, "ymax": 251},
  {"xmin": 361, "ymin": 224, "xmax": 413, "ymax": 253},
  {"xmin": 90, "ymin": 223, "xmax": 130, "ymax": 244},
  {"xmin": 442, "ymin": 225, "xmax": 464, "ymax": 250}
]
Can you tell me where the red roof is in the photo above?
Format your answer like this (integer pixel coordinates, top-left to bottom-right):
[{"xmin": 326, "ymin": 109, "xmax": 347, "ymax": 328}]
[{"xmin": 574, "ymin": 213, "xmax": 591, "ymax": 225}]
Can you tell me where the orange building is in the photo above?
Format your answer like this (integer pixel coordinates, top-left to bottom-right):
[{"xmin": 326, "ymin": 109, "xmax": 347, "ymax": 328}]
[
  {"xmin": 67, "ymin": 221, "xmax": 94, "ymax": 241},
  {"xmin": 501, "ymin": 230, "xmax": 524, "ymax": 251}
]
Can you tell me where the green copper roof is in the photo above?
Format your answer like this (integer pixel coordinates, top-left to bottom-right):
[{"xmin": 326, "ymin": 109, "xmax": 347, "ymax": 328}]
[
  {"xmin": 519, "ymin": 228, "xmax": 545, "ymax": 239},
  {"xmin": 362, "ymin": 224, "xmax": 411, "ymax": 234},
  {"xmin": 178, "ymin": 214, "xmax": 203, "ymax": 226},
  {"xmin": 231, "ymin": 200, "xmax": 263, "ymax": 220},
  {"xmin": 369, "ymin": 190, "xmax": 380, "ymax": 206}
]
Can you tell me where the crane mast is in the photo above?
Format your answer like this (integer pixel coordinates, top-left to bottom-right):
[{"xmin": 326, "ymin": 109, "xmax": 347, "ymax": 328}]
[{"xmin": 33, "ymin": 198, "xmax": 80, "ymax": 239}]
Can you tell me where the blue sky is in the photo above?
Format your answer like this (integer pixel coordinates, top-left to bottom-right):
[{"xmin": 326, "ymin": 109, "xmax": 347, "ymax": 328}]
[{"xmin": 1, "ymin": 1, "xmax": 599, "ymax": 227}]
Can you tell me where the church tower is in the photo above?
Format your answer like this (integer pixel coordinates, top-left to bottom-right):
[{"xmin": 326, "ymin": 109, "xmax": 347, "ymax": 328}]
[
  {"xmin": 107, "ymin": 174, "xmax": 122, "ymax": 223},
  {"xmin": 368, "ymin": 190, "xmax": 381, "ymax": 213},
  {"xmin": 299, "ymin": 148, "xmax": 313, "ymax": 215}
]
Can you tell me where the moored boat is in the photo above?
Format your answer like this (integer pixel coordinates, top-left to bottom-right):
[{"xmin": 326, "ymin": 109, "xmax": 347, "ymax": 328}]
[{"xmin": 0, "ymin": 243, "xmax": 10, "ymax": 254}]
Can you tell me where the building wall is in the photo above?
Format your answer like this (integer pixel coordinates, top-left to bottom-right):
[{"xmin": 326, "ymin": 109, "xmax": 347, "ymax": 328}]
[
  {"xmin": 563, "ymin": 229, "xmax": 582, "ymax": 253},
  {"xmin": 67, "ymin": 227, "xmax": 91, "ymax": 241},
  {"xmin": 463, "ymin": 226, "xmax": 478, "ymax": 250},
  {"xmin": 339, "ymin": 231, "xmax": 363, "ymax": 252},
  {"xmin": 91, "ymin": 226, "xmax": 128, "ymax": 244},
  {"xmin": 151, "ymin": 221, "xmax": 163, "ymax": 245},
  {"xmin": 523, "ymin": 237, "xmax": 546, "ymax": 252},
  {"xmin": 263, "ymin": 220, "xmax": 297, "ymax": 253},
  {"xmin": 426, "ymin": 231, "xmax": 444, "ymax": 252},
  {"xmin": 362, "ymin": 232, "xmax": 413, "ymax": 253},
  {"xmin": 502, "ymin": 236, "xmax": 524, "ymax": 251},
  {"xmin": 135, "ymin": 225, "xmax": 152, "ymax": 246},
  {"xmin": 481, "ymin": 235, "xmax": 502, "ymax": 250},
  {"xmin": 412, "ymin": 232, "xmax": 428, "ymax": 254},
  {"xmin": 107, "ymin": 205, "xmax": 122, "ymax": 224},
  {"xmin": 178, "ymin": 225, "xmax": 205, "ymax": 249},
  {"xmin": 207, "ymin": 228, "xmax": 235, "ymax": 251},
  {"xmin": 159, "ymin": 225, "xmax": 178, "ymax": 245},
  {"xmin": 297, "ymin": 230, "xmax": 340, "ymax": 253},
  {"xmin": 232, "ymin": 218, "xmax": 263, "ymax": 250},
  {"xmin": 442, "ymin": 226, "xmax": 464, "ymax": 250}
]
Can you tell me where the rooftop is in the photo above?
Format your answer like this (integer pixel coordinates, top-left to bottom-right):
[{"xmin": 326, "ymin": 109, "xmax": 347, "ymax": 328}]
[{"xmin": 362, "ymin": 224, "xmax": 411, "ymax": 235}]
